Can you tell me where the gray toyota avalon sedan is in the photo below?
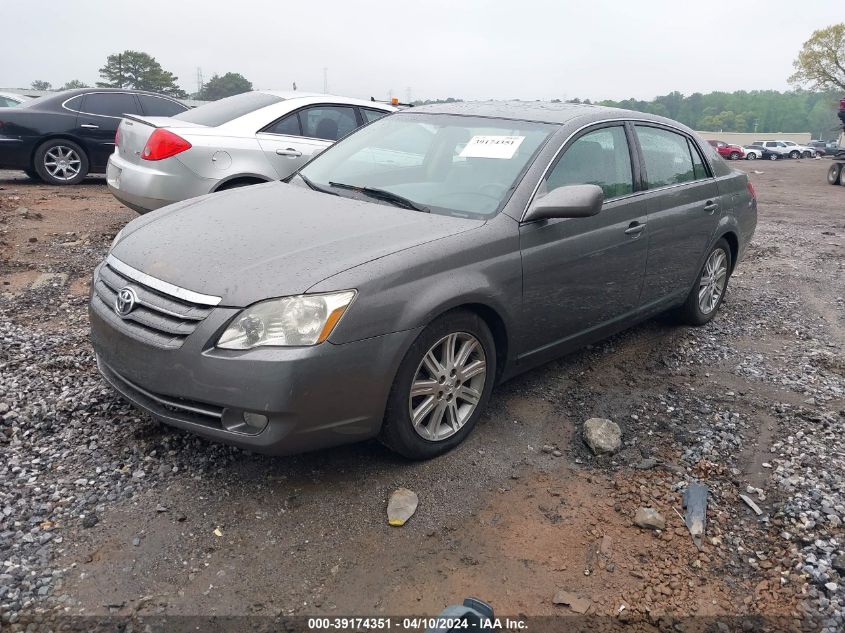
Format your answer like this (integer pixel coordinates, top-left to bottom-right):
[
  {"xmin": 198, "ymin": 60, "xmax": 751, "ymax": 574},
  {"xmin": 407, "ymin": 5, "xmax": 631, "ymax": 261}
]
[{"xmin": 89, "ymin": 101, "xmax": 757, "ymax": 459}]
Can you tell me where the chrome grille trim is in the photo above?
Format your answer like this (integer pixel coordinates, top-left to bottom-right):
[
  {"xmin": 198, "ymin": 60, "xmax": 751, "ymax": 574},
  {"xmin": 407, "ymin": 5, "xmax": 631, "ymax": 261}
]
[{"xmin": 106, "ymin": 254, "xmax": 222, "ymax": 306}]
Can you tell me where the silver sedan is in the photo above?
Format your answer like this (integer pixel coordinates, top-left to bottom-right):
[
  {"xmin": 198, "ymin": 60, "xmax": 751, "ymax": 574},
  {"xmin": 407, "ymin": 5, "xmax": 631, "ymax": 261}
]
[{"xmin": 106, "ymin": 91, "xmax": 395, "ymax": 213}]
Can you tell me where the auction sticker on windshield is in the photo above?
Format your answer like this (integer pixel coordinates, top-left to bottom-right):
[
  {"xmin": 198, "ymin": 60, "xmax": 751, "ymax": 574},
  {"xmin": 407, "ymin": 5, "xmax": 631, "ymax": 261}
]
[{"xmin": 459, "ymin": 135, "xmax": 525, "ymax": 159}]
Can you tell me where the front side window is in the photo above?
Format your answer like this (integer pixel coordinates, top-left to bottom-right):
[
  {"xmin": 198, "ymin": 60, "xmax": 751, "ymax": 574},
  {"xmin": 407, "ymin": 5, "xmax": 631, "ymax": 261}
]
[
  {"xmin": 300, "ymin": 106, "xmax": 358, "ymax": 141},
  {"xmin": 265, "ymin": 113, "xmax": 301, "ymax": 136},
  {"xmin": 299, "ymin": 113, "xmax": 555, "ymax": 218},
  {"xmin": 635, "ymin": 125, "xmax": 696, "ymax": 188},
  {"xmin": 543, "ymin": 126, "xmax": 633, "ymax": 200},
  {"xmin": 80, "ymin": 93, "xmax": 139, "ymax": 117}
]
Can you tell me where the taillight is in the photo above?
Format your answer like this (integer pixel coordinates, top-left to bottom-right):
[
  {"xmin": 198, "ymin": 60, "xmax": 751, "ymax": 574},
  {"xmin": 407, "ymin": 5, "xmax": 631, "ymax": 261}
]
[
  {"xmin": 747, "ymin": 180, "xmax": 756, "ymax": 200},
  {"xmin": 114, "ymin": 125, "xmax": 121, "ymax": 148},
  {"xmin": 142, "ymin": 129, "xmax": 191, "ymax": 161}
]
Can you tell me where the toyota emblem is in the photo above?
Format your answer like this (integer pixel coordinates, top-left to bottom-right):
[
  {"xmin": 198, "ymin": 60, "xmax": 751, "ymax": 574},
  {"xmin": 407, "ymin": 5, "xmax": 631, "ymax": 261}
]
[{"xmin": 115, "ymin": 287, "xmax": 138, "ymax": 317}]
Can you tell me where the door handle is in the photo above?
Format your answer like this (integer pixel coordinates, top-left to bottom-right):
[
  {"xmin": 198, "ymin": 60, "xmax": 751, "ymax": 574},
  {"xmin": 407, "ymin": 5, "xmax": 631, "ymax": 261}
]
[
  {"xmin": 276, "ymin": 148, "xmax": 302, "ymax": 158},
  {"xmin": 624, "ymin": 221, "xmax": 646, "ymax": 236},
  {"xmin": 80, "ymin": 124, "xmax": 99, "ymax": 129},
  {"xmin": 703, "ymin": 201, "xmax": 718, "ymax": 214}
]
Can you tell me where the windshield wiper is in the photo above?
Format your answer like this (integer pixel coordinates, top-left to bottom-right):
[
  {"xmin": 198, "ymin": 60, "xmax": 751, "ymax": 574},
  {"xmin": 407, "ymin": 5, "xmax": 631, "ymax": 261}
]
[
  {"xmin": 328, "ymin": 182, "xmax": 430, "ymax": 213},
  {"xmin": 297, "ymin": 172, "xmax": 337, "ymax": 196}
]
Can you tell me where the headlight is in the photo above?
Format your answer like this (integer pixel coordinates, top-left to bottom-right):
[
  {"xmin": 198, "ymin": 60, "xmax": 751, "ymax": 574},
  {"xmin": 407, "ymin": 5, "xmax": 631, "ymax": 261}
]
[
  {"xmin": 109, "ymin": 228, "xmax": 124, "ymax": 252},
  {"xmin": 216, "ymin": 291, "xmax": 356, "ymax": 349}
]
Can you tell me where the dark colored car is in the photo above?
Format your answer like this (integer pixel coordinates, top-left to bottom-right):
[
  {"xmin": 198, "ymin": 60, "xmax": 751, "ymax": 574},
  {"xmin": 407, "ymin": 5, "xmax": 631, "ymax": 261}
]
[
  {"xmin": 0, "ymin": 88, "xmax": 188, "ymax": 185},
  {"xmin": 745, "ymin": 143, "xmax": 783, "ymax": 161},
  {"xmin": 707, "ymin": 140, "xmax": 745, "ymax": 160},
  {"xmin": 90, "ymin": 101, "xmax": 757, "ymax": 459}
]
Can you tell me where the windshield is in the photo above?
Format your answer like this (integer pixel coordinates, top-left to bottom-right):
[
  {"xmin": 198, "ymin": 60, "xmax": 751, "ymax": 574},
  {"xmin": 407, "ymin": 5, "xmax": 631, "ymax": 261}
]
[
  {"xmin": 173, "ymin": 91, "xmax": 283, "ymax": 127},
  {"xmin": 298, "ymin": 113, "xmax": 555, "ymax": 218}
]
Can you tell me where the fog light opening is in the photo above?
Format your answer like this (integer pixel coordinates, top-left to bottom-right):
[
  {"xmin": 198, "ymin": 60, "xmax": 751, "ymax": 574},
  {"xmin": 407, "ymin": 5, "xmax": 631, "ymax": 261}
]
[
  {"xmin": 221, "ymin": 410, "xmax": 269, "ymax": 434},
  {"xmin": 242, "ymin": 412, "xmax": 269, "ymax": 432}
]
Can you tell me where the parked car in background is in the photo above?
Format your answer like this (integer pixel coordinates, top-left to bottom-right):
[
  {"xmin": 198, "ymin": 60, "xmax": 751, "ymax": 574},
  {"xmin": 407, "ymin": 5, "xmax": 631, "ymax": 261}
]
[
  {"xmin": 0, "ymin": 92, "xmax": 31, "ymax": 107},
  {"xmin": 774, "ymin": 140, "xmax": 816, "ymax": 158},
  {"xmin": 754, "ymin": 141, "xmax": 792, "ymax": 160},
  {"xmin": 707, "ymin": 140, "xmax": 745, "ymax": 160},
  {"xmin": 741, "ymin": 145, "xmax": 763, "ymax": 160},
  {"xmin": 107, "ymin": 91, "xmax": 395, "ymax": 213},
  {"xmin": 745, "ymin": 143, "xmax": 782, "ymax": 161},
  {"xmin": 0, "ymin": 88, "xmax": 188, "ymax": 184},
  {"xmin": 91, "ymin": 101, "xmax": 756, "ymax": 458},
  {"xmin": 810, "ymin": 140, "xmax": 844, "ymax": 157}
]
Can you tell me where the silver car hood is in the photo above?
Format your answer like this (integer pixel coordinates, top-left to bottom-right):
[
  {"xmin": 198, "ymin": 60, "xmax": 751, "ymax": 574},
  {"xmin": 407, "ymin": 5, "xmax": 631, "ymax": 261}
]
[{"xmin": 112, "ymin": 182, "xmax": 480, "ymax": 307}]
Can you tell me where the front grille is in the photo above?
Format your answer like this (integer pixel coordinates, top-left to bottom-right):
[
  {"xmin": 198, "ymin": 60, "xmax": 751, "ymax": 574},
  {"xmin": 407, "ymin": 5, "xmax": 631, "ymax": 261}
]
[{"xmin": 91, "ymin": 256, "xmax": 218, "ymax": 349}]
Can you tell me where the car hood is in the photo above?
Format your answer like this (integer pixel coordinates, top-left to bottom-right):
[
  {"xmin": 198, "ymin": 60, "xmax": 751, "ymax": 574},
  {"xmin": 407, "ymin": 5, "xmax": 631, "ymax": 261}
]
[{"xmin": 111, "ymin": 181, "xmax": 480, "ymax": 307}]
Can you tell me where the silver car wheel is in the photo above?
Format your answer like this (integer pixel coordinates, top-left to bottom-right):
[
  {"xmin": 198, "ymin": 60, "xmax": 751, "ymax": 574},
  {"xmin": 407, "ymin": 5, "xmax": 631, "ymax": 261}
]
[
  {"xmin": 408, "ymin": 332, "xmax": 487, "ymax": 441},
  {"xmin": 43, "ymin": 146, "xmax": 82, "ymax": 181},
  {"xmin": 698, "ymin": 249, "xmax": 728, "ymax": 315}
]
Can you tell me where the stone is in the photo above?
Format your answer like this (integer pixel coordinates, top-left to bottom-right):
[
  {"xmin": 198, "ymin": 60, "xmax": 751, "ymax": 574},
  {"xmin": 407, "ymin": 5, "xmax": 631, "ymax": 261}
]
[
  {"xmin": 634, "ymin": 507, "xmax": 665, "ymax": 530},
  {"xmin": 387, "ymin": 488, "xmax": 419, "ymax": 526},
  {"xmin": 583, "ymin": 418, "xmax": 622, "ymax": 455},
  {"xmin": 552, "ymin": 590, "xmax": 591, "ymax": 614},
  {"xmin": 31, "ymin": 273, "xmax": 68, "ymax": 290},
  {"xmin": 81, "ymin": 515, "xmax": 98, "ymax": 529}
]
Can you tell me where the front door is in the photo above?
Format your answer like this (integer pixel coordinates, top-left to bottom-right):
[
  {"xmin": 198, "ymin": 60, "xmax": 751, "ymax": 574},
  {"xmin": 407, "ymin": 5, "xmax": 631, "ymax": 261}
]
[
  {"xmin": 519, "ymin": 124, "xmax": 649, "ymax": 357},
  {"xmin": 632, "ymin": 124, "xmax": 722, "ymax": 307}
]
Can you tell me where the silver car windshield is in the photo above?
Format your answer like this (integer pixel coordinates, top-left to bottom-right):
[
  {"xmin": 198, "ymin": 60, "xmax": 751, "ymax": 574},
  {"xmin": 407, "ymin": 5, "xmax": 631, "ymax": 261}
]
[{"xmin": 299, "ymin": 113, "xmax": 555, "ymax": 218}]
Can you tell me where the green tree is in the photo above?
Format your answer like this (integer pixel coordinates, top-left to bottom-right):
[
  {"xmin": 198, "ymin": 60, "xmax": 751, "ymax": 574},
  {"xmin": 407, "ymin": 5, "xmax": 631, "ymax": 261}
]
[
  {"xmin": 30, "ymin": 80, "xmax": 52, "ymax": 90},
  {"xmin": 97, "ymin": 50, "xmax": 186, "ymax": 96},
  {"xmin": 807, "ymin": 96, "xmax": 840, "ymax": 139},
  {"xmin": 59, "ymin": 79, "xmax": 89, "ymax": 90},
  {"xmin": 789, "ymin": 23, "xmax": 845, "ymax": 91},
  {"xmin": 196, "ymin": 72, "xmax": 253, "ymax": 100}
]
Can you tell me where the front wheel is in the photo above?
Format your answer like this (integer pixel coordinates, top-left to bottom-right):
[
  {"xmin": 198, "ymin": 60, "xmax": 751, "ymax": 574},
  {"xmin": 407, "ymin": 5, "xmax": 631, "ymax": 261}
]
[
  {"xmin": 729, "ymin": 151, "xmax": 740, "ymax": 160},
  {"xmin": 789, "ymin": 150, "xmax": 800, "ymax": 159},
  {"xmin": 380, "ymin": 310, "xmax": 496, "ymax": 459},
  {"xmin": 746, "ymin": 152, "xmax": 757, "ymax": 160},
  {"xmin": 802, "ymin": 151, "xmax": 812, "ymax": 158},
  {"xmin": 23, "ymin": 168, "xmax": 42, "ymax": 181},
  {"xmin": 33, "ymin": 139, "xmax": 89, "ymax": 185},
  {"xmin": 769, "ymin": 153, "xmax": 779, "ymax": 161},
  {"xmin": 828, "ymin": 163, "xmax": 842, "ymax": 185},
  {"xmin": 677, "ymin": 239, "xmax": 732, "ymax": 326}
]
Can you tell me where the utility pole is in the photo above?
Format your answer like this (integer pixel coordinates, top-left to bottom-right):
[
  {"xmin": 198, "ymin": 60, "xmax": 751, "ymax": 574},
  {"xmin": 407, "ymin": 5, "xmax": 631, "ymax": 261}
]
[
  {"xmin": 323, "ymin": 67, "xmax": 328, "ymax": 93},
  {"xmin": 196, "ymin": 67, "xmax": 204, "ymax": 95}
]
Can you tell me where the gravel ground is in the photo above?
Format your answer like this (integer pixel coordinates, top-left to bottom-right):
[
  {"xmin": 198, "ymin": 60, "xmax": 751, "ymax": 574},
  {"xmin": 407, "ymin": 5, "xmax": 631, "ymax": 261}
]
[{"xmin": 0, "ymin": 161, "xmax": 844, "ymax": 631}]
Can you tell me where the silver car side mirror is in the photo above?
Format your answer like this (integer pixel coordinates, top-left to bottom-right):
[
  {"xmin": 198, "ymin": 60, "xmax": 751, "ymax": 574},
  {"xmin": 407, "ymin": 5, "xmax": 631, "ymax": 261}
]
[{"xmin": 524, "ymin": 184, "xmax": 603, "ymax": 222}]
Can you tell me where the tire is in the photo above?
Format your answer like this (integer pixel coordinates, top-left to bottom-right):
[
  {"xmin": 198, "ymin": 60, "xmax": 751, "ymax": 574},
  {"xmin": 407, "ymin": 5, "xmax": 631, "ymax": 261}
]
[
  {"xmin": 677, "ymin": 239, "xmax": 732, "ymax": 326},
  {"xmin": 769, "ymin": 153, "xmax": 779, "ymax": 161},
  {"xmin": 802, "ymin": 151, "xmax": 812, "ymax": 158},
  {"xmin": 380, "ymin": 309, "xmax": 496, "ymax": 459},
  {"xmin": 23, "ymin": 168, "xmax": 41, "ymax": 181},
  {"xmin": 789, "ymin": 150, "xmax": 800, "ymax": 159},
  {"xmin": 33, "ymin": 139, "xmax": 89, "ymax": 185},
  {"xmin": 729, "ymin": 151, "xmax": 740, "ymax": 160},
  {"xmin": 828, "ymin": 163, "xmax": 842, "ymax": 185},
  {"xmin": 746, "ymin": 152, "xmax": 757, "ymax": 160}
]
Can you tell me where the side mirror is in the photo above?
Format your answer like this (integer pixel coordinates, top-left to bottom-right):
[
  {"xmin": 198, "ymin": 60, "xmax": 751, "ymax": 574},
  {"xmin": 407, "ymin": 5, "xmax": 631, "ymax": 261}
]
[{"xmin": 524, "ymin": 184, "xmax": 603, "ymax": 222}]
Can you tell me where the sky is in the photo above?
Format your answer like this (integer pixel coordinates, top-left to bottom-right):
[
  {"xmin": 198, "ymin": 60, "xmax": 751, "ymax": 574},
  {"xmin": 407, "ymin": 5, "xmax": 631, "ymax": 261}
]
[{"xmin": 0, "ymin": 0, "xmax": 837, "ymax": 101}]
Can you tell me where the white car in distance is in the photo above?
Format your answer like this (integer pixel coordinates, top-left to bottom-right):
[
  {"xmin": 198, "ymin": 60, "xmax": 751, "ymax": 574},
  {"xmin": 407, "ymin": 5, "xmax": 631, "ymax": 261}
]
[{"xmin": 107, "ymin": 91, "xmax": 396, "ymax": 213}]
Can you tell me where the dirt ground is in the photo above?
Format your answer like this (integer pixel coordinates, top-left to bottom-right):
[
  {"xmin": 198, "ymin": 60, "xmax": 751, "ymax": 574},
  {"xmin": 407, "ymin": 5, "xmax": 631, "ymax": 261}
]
[{"xmin": 1, "ymin": 159, "xmax": 843, "ymax": 631}]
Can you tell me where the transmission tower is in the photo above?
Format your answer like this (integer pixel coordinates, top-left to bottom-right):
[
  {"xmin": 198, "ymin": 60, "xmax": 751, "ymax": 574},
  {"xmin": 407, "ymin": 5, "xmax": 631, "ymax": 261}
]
[{"xmin": 196, "ymin": 67, "xmax": 204, "ymax": 95}]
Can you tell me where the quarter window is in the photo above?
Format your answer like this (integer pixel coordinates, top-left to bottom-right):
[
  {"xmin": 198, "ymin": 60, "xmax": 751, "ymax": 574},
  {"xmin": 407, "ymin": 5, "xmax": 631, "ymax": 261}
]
[
  {"xmin": 137, "ymin": 95, "xmax": 187, "ymax": 116},
  {"xmin": 688, "ymin": 139, "xmax": 708, "ymax": 180},
  {"xmin": 544, "ymin": 125, "xmax": 633, "ymax": 200},
  {"xmin": 80, "ymin": 93, "xmax": 140, "ymax": 117},
  {"xmin": 300, "ymin": 106, "xmax": 358, "ymax": 141},
  {"xmin": 635, "ymin": 125, "xmax": 695, "ymax": 188},
  {"xmin": 361, "ymin": 108, "xmax": 388, "ymax": 123},
  {"xmin": 265, "ymin": 113, "xmax": 301, "ymax": 136}
]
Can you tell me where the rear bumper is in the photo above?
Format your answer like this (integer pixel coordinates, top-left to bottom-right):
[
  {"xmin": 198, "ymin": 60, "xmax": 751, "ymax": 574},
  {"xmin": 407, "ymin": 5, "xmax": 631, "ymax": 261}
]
[
  {"xmin": 107, "ymin": 153, "xmax": 216, "ymax": 214},
  {"xmin": 89, "ymin": 294, "xmax": 417, "ymax": 455}
]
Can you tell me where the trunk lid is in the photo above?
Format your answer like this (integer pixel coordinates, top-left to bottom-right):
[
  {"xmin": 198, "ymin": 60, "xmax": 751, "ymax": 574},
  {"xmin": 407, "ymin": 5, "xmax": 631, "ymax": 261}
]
[{"xmin": 116, "ymin": 115, "xmax": 205, "ymax": 166}]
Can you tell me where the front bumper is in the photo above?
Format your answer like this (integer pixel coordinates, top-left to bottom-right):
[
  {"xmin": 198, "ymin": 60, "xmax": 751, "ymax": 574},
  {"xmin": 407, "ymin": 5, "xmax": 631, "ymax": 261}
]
[
  {"xmin": 106, "ymin": 153, "xmax": 215, "ymax": 214},
  {"xmin": 90, "ymin": 292, "xmax": 418, "ymax": 455}
]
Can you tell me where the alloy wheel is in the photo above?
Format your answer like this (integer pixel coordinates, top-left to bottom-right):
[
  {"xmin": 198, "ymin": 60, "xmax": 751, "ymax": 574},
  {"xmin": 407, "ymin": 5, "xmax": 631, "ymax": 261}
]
[
  {"xmin": 43, "ymin": 145, "xmax": 82, "ymax": 181},
  {"xmin": 698, "ymin": 249, "xmax": 728, "ymax": 315},
  {"xmin": 408, "ymin": 332, "xmax": 487, "ymax": 441}
]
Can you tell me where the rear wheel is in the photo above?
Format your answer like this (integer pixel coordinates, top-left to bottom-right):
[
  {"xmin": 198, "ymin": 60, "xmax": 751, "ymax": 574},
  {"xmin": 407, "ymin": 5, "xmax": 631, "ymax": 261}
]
[
  {"xmin": 789, "ymin": 150, "xmax": 800, "ymax": 159},
  {"xmin": 769, "ymin": 153, "xmax": 779, "ymax": 161},
  {"xmin": 828, "ymin": 163, "xmax": 842, "ymax": 185},
  {"xmin": 677, "ymin": 239, "xmax": 732, "ymax": 326},
  {"xmin": 729, "ymin": 151, "xmax": 740, "ymax": 160},
  {"xmin": 802, "ymin": 150, "xmax": 813, "ymax": 158},
  {"xmin": 746, "ymin": 152, "xmax": 757, "ymax": 160},
  {"xmin": 23, "ymin": 168, "xmax": 41, "ymax": 181},
  {"xmin": 33, "ymin": 139, "xmax": 89, "ymax": 185},
  {"xmin": 380, "ymin": 310, "xmax": 496, "ymax": 459}
]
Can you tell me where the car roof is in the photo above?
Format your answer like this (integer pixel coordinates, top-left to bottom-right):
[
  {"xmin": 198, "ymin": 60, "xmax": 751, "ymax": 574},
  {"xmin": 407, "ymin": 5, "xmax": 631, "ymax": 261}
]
[
  {"xmin": 403, "ymin": 100, "xmax": 689, "ymax": 128},
  {"xmin": 256, "ymin": 90, "xmax": 394, "ymax": 109}
]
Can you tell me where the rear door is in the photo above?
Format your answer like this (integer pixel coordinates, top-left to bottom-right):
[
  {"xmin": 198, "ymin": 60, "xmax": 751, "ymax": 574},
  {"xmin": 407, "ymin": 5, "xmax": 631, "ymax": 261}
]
[
  {"xmin": 75, "ymin": 92, "xmax": 141, "ymax": 169},
  {"xmin": 633, "ymin": 124, "xmax": 722, "ymax": 307},
  {"xmin": 519, "ymin": 123, "xmax": 649, "ymax": 355},
  {"xmin": 256, "ymin": 104, "xmax": 362, "ymax": 178}
]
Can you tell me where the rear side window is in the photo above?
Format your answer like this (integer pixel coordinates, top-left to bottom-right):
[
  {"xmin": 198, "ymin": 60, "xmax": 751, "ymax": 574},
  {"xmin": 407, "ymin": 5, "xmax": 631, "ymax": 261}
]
[
  {"xmin": 80, "ymin": 93, "xmax": 140, "ymax": 117},
  {"xmin": 688, "ymin": 139, "xmax": 709, "ymax": 180},
  {"xmin": 265, "ymin": 113, "xmax": 301, "ymax": 136},
  {"xmin": 138, "ymin": 95, "xmax": 187, "ymax": 116},
  {"xmin": 635, "ymin": 125, "xmax": 695, "ymax": 188},
  {"xmin": 544, "ymin": 125, "xmax": 633, "ymax": 200},
  {"xmin": 174, "ymin": 92, "xmax": 283, "ymax": 127},
  {"xmin": 361, "ymin": 108, "xmax": 388, "ymax": 123},
  {"xmin": 300, "ymin": 105, "xmax": 358, "ymax": 141}
]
